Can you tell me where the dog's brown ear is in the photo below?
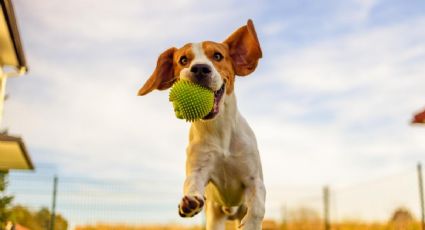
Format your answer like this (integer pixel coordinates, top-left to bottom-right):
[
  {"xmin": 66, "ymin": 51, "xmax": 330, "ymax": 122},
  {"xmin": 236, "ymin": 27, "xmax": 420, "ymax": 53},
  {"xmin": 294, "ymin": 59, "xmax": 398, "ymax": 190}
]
[
  {"xmin": 138, "ymin": 47, "xmax": 177, "ymax": 96},
  {"xmin": 224, "ymin": 19, "xmax": 262, "ymax": 76}
]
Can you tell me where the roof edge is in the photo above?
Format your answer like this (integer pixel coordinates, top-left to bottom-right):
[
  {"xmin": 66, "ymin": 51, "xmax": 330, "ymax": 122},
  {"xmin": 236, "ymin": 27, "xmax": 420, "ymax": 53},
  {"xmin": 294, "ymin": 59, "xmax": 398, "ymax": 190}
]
[
  {"xmin": 0, "ymin": 134, "xmax": 34, "ymax": 170},
  {"xmin": 1, "ymin": 0, "xmax": 28, "ymax": 73}
]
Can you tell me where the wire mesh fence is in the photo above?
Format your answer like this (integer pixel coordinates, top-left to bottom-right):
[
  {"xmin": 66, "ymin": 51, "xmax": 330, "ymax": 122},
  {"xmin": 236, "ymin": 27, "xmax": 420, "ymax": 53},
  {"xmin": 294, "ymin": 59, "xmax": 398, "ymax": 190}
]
[
  {"xmin": 4, "ymin": 164, "xmax": 425, "ymax": 230},
  {"xmin": 7, "ymin": 171, "xmax": 195, "ymax": 229},
  {"xmin": 266, "ymin": 166, "xmax": 424, "ymax": 230}
]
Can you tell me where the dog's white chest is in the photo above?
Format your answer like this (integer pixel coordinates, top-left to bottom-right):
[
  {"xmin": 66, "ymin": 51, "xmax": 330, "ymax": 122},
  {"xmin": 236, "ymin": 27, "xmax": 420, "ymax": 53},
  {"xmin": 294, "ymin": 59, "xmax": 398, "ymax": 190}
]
[{"xmin": 207, "ymin": 154, "xmax": 246, "ymax": 206}]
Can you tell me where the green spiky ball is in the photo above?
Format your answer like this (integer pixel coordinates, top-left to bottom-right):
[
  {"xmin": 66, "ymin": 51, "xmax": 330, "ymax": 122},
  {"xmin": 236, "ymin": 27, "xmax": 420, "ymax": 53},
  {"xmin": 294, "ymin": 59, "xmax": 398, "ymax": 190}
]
[{"xmin": 169, "ymin": 80, "xmax": 214, "ymax": 122}]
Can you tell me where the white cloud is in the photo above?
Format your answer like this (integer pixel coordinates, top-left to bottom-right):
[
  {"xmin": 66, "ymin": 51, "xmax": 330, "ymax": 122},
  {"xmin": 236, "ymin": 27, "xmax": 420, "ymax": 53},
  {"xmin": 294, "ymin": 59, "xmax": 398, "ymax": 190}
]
[{"xmin": 234, "ymin": 15, "xmax": 425, "ymax": 220}]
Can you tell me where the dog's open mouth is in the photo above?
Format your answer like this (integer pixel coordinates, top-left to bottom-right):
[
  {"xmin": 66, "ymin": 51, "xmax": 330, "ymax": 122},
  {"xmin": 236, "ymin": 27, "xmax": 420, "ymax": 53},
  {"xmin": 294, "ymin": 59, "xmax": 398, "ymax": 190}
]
[{"xmin": 203, "ymin": 84, "xmax": 225, "ymax": 120}]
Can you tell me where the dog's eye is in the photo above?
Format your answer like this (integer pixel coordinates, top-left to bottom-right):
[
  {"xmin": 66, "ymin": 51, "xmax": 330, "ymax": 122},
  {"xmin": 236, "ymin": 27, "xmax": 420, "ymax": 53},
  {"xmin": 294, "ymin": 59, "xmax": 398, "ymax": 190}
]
[
  {"xmin": 179, "ymin": 56, "xmax": 188, "ymax": 65},
  {"xmin": 213, "ymin": 52, "xmax": 223, "ymax": 61}
]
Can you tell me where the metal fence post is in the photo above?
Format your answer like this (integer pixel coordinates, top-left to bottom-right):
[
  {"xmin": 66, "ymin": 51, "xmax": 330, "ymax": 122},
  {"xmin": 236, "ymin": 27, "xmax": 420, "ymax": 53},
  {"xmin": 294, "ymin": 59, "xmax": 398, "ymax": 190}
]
[
  {"xmin": 418, "ymin": 163, "xmax": 425, "ymax": 230},
  {"xmin": 323, "ymin": 186, "xmax": 330, "ymax": 230},
  {"xmin": 50, "ymin": 175, "xmax": 58, "ymax": 230}
]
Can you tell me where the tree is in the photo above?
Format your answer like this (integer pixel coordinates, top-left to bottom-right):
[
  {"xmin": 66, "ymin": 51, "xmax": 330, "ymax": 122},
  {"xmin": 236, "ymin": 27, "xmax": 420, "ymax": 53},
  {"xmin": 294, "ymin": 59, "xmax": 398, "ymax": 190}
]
[
  {"xmin": 35, "ymin": 207, "xmax": 50, "ymax": 230},
  {"xmin": 8, "ymin": 205, "xmax": 38, "ymax": 229},
  {"xmin": 389, "ymin": 207, "xmax": 415, "ymax": 229},
  {"xmin": 0, "ymin": 170, "xmax": 14, "ymax": 228},
  {"xmin": 9, "ymin": 205, "xmax": 68, "ymax": 230}
]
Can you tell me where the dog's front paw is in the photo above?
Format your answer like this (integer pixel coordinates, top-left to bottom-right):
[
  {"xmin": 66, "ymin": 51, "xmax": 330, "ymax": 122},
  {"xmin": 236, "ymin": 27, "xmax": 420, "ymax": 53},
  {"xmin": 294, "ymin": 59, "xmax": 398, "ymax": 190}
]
[{"xmin": 178, "ymin": 195, "xmax": 204, "ymax": 218}]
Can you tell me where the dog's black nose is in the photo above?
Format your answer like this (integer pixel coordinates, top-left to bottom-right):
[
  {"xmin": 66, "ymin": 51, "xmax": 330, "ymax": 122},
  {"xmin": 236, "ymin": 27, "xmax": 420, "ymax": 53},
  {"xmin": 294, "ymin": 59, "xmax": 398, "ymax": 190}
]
[{"xmin": 190, "ymin": 64, "xmax": 212, "ymax": 79}]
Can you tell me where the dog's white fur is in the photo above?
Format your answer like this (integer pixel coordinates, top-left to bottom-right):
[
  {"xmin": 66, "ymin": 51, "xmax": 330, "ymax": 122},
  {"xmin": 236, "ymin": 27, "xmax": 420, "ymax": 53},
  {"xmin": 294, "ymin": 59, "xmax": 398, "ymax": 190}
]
[
  {"xmin": 188, "ymin": 96, "xmax": 265, "ymax": 230},
  {"xmin": 138, "ymin": 20, "xmax": 265, "ymax": 230},
  {"xmin": 180, "ymin": 43, "xmax": 223, "ymax": 92}
]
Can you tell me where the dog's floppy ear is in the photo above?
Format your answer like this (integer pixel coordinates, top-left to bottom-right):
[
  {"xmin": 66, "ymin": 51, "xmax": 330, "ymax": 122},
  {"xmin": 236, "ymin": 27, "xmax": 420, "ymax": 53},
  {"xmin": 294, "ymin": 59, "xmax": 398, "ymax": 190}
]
[
  {"xmin": 224, "ymin": 19, "xmax": 262, "ymax": 76},
  {"xmin": 138, "ymin": 47, "xmax": 177, "ymax": 96}
]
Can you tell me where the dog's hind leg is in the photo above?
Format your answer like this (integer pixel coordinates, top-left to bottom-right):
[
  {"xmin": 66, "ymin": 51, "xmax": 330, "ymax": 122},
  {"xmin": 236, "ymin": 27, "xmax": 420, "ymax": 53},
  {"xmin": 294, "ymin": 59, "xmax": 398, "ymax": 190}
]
[
  {"xmin": 239, "ymin": 179, "xmax": 266, "ymax": 230},
  {"xmin": 205, "ymin": 200, "xmax": 226, "ymax": 230}
]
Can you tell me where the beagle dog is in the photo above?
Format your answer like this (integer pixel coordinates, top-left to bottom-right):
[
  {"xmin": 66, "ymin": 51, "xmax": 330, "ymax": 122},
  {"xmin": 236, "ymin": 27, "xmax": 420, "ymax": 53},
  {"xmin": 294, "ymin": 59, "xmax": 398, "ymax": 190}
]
[{"xmin": 138, "ymin": 20, "xmax": 265, "ymax": 230}]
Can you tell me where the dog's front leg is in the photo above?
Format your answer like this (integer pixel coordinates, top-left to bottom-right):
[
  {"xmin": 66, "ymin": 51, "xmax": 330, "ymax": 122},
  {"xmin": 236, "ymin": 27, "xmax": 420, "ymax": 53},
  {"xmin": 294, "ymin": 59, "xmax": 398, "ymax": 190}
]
[
  {"xmin": 178, "ymin": 149, "xmax": 212, "ymax": 218},
  {"xmin": 239, "ymin": 178, "xmax": 266, "ymax": 230},
  {"xmin": 178, "ymin": 173, "xmax": 208, "ymax": 217}
]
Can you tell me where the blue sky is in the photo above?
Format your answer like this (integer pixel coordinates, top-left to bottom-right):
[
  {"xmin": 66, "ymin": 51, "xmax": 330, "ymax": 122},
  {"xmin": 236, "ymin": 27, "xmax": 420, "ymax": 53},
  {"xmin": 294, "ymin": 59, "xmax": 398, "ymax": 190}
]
[{"xmin": 3, "ymin": 0, "xmax": 425, "ymax": 226}]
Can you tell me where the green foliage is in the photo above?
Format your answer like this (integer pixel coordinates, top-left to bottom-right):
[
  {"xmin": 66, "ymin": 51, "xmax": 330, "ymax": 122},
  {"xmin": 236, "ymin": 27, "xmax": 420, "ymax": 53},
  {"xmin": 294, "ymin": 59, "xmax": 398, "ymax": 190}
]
[
  {"xmin": 0, "ymin": 171, "xmax": 14, "ymax": 228},
  {"xmin": 9, "ymin": 205, "xmax": 68, "ymax": 230},
  {"xmin": 35, "ymin": 207, "xmax": 51, "ymax": 230},
  {"xmin": 8, "ymin": 205, "xmax": 38, "ymax": 229}
]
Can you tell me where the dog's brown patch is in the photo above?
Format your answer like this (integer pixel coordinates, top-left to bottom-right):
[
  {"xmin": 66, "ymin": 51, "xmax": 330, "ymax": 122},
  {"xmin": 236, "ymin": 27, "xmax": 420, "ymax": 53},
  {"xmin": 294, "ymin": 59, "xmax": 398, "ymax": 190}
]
[{"xmin": 173, "ymin": 43, "xmax": 194, "ymax": 78}]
